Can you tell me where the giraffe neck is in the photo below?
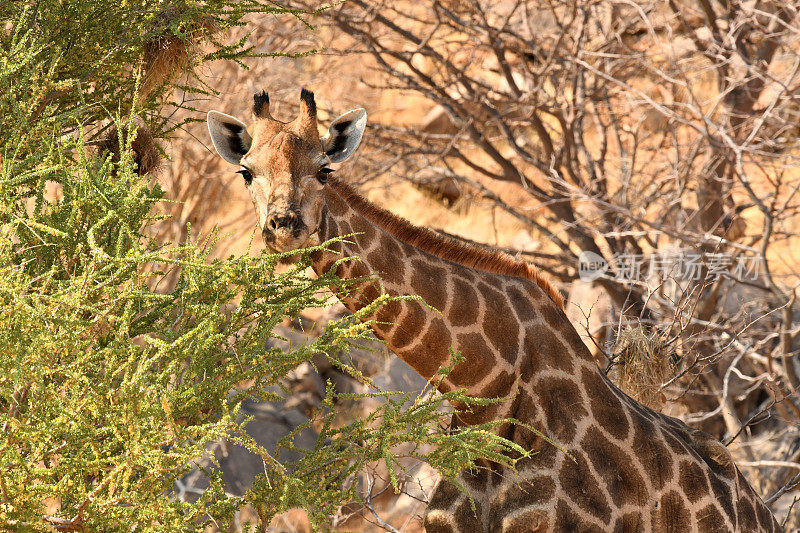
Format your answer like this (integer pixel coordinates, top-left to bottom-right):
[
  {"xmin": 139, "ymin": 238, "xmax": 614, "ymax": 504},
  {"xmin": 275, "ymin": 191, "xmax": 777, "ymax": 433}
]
[
  {"xmin": 310, "ymin": 177, "xmax": 596, "ymax": 432},
  {"xmin": 308, "ymin": 179, "xmax": 780, "ymax": 532}
]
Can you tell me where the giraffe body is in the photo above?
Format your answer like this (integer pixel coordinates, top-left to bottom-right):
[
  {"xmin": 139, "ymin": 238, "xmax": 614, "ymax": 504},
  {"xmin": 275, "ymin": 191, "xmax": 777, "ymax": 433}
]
[
  {"xmin": 315, "ymin": 179, "xmax": 779, "ymax": 533},
  {"xmin": 206, "ymin": 89, "xmax": 781, "ymax": 532}
]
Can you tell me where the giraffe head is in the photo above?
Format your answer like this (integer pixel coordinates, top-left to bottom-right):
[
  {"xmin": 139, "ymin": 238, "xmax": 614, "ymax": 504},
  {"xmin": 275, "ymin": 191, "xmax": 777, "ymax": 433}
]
[{"xmin": 207, "ymin": 89, "xmax": 367, "ymax": 253}]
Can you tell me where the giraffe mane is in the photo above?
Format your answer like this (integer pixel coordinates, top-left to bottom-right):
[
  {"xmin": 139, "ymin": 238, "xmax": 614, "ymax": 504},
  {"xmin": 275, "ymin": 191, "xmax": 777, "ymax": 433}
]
[{"xmin": 329, "ymin": 177, "xmax": 564, "ymax": 308}]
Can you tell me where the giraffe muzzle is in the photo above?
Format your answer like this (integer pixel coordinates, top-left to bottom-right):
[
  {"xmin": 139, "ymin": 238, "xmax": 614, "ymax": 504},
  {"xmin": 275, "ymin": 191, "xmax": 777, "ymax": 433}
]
[
  {"xmin": 267, "ymin": 211, "xmax": 300, "ymax": 232},
  {"xmin": 261, "ymin": 210, "xmax": 309, "ymax": 253}
]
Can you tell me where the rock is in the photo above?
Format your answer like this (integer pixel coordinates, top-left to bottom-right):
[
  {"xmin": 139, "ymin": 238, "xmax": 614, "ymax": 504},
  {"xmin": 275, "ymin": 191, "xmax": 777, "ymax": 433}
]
[
  {"xmin": 372, "ymin": 356, "xmax": 428, "ymax": 394},
  {"xmin": 179, "ymin": 309, "xmax": 435, "ymax": 532},
  {"xmin": 284, "ymin": 362, "xmax": 326, "ymax": 413},
  {"xmin": 222, "ymin": 394, "xmax": 319, "ymax": 496}
]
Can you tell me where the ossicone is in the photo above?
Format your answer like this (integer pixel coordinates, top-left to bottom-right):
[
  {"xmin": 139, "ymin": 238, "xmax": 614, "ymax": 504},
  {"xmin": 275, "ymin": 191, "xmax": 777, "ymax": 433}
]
[
  {"xmin": 297, "ymin": 88, "xmax": 318, "ymax": 138},
  {"xmin": 253, "ymin": 90, "xmax": 270, "ymax": 119}
]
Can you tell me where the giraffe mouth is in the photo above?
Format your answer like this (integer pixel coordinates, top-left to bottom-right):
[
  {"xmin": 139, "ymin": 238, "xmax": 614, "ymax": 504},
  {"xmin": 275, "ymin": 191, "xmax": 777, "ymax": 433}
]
[{"xmin": 261, "ymin": 224, "xmax": 313, "ymax": 256}]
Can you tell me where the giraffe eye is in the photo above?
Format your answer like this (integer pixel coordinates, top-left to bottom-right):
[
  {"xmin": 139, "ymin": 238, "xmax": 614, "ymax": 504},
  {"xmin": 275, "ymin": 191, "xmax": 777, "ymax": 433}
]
[
  {"xmin": 317, "ymin": 167, "xmax": 334, "ymax": 184},
  {"xmin": 237, "ymin": 168, "xmax": 253, "ymax": 184}
]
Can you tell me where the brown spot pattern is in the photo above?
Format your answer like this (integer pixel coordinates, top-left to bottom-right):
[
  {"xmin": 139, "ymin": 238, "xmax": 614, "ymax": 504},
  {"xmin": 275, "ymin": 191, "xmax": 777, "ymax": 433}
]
[
  {"xmin": 373, "ymin": 299, "xmax": 403, "ymax": 338},
  {"xmin": 582, "ymin": 427, "xmax": 647, "ymax": 508},
  {"xmin": 508, "ymin": 284, "xmax": 539, "ymax": 322},
  {"xmin": 483, "ymin": 371, "xmax": 515, "ymax": 400},
  {"xmin": 663, "ymin": 428, "xmax": 692, "ymax": 457},
  {"xmin": 738, "ymin": 497, "xmax": 758, "ymax": 531},
  {"xmin": 658, "ymin": 490, "xmax": 691, "ymax": 530},
  {"xmin": 630, "ymin": 415, "xmax": 673, "ymax": 490},
  {"xmin": 696, "ymin": 503, "xmax": 728, "ymax": 533},
  {"xmin": 337, "ymin": 219, "xmax": 355, "ymax": 241},
  {"xmin": 414, "ymin": 317, "xmax": 451, "ymax": 377},
  {"xmin": 454, "ymin": 498, "xmax": 483, "ymax": 530},
  {"xmin": 461, "ymin": 465, "xmax": 489, "ymax": 493},
  {"xmin": 422, "ymin": 516, "xmax": 458, "ymax": 533},
  {"xmin": 428, "ymin": 479, "xmax": 461, "ymax": 510},
  {"xmin": 692, "ymin": 439, "xmax": 737, "ymax": 482},
  {"xmin": 488, "ymin": 476, "xmax": 556, "ymax": 531},
  {"xmin": 537, "ymin": 378, "xmax": 588, "ymax": 443},
  {"xmin": 326, "ymin": 193, "xmax": 348, "ymax": 217},
  {"xmin": 313, "ymin": 171, "xmax": 781, "ymax": 533},
  {"xmin": 453, "ymin": 268, "xmax": 475, "ymax": 283},
  {"xmin": 678, "ymin": 460, "xmax": 710, "ymax": 504},
  {"xmin": 708, "ymin": 474, "xmax": 736, "ymax": 524},
  {"xmin": 755, "ymin": 497, "xmax": 777, "ymax": 531},
  {"xmin": 525, "ymin": 325, "xmax": 573, "ymax": 374},
  {"xmin": 501, "ymin": 476, "xmax": 556, "ymax": 511},
  {"xmin": 353, "ymin": 279, "xmax": 381, "ymax": 305},
  {"xmin": 525, "ymin": 437, "xmax": 558, "ymax": 469},
  {"xmin": 390, "ymin": 300, "xmax": 425, "ymax": 349},
  {"xmin": 484, "ymin": 276, "xmax": 503, "ymax": 290},
  {"xmin": 613, "ymin": 512, "xmax": 644, "ymax": 533},
  {"xmin": 555, "ymin": 499, "xmax": 606, "ymax": 533},
  {"xmin": 510, "ymin": 391, "xmax": 541, "ymax": 448},
  {"xmin": 313, "ymin": 253, "xmax": 337, "ymax": 277},
  {"xmin": 348, "ymin": 214, "xmax": 377, "ymax": 243},
  {"xmin": 449, "ymin": 332, "xmax": 496, "ymax": 386},
  {"xmin": 500, "ymin": 509, "xmax": 549, "ymax": 532},
  {"xmin": 328, "ymin": 178, "xmax": 564, "ymax": 307},
  {"xmin": 481, "ymin": 284, "xmax": 520, "ymax": 361},
  {"xmin": 559, "ymin": 451, "xmax": 612, "ymax": 524},
  {"xmin": 450, "ymin": 276, "xmax": 480, "ymax": 327},
  {"xmin": 410, "ymin": 258, "xmax": 448, "ymax": 310},
  {"xmin": 582, "ymin": 368, "xmax": 629, "ymax": 441},
  {"xmin": 519, "ymin": 356, "xmax": 536, "ymax": 383},
  {"xmin": 366, "ymin": 239, "xmax": 406, "ymax": 285}
]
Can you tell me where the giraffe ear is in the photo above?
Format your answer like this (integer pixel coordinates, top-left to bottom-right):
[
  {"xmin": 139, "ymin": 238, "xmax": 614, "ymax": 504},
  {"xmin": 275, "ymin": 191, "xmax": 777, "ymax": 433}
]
[
  {"xmin": 321, "ymin": 109, "xmax": 367, "ymax": 163},
  {"xmin": 207, "ymin": 110, "xmax": 252, "ymax": 165}
]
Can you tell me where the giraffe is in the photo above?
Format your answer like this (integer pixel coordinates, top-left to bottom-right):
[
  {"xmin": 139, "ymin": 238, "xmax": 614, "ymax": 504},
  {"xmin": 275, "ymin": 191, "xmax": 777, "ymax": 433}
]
[{"xmin": 206, "ymin": 89, "xmax": 781, "ymax": 532}]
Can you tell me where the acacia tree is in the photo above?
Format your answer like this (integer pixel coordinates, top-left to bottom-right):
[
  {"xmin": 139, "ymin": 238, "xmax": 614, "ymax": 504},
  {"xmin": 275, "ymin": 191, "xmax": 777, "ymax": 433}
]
[
  {"xmin": 301, "ymin": 0, "xmax": 800, "ymax": 518},
  {"xmin": 0, "ymin": 3, "xmax": 520, "ymax": 530}
]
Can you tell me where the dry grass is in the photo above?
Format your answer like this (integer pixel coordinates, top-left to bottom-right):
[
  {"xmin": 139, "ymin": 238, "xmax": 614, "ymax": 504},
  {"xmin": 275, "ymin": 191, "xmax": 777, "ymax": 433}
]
[
  {"xmin": 611, "ymin": 327, "xmax": 673, "ymax": 409},
  {"xmin": 140, "ymin": 10, "xmax": 219, "ymax": 100},
  {"xmin": 93, "ymin": 122, "xmax": 163, "ymax": 177}
]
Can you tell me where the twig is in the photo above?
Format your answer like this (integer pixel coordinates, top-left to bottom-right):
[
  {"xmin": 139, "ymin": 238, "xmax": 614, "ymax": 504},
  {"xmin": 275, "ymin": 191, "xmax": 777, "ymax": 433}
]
[{"xmin": 362, "ymin": 474, "xmax": 402, "ymax": 533}]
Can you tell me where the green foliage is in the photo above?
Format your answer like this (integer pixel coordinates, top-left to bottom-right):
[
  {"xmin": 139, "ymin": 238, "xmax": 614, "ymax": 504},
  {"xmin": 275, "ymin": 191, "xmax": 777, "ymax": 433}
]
[
  {"xmin": 247, "ymin": 342, "xmax": 528, "ymax": 526},
  {"xmin": 0, "ymin": 1, "xmax": 289, "ymax": 141},
  {"xmin": 0, "ymin": 2, "xmax": 523, "ymax": 531}
]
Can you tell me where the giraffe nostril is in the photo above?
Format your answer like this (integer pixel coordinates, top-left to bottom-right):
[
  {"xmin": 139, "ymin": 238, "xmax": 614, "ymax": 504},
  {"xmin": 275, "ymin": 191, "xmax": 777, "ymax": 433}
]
[{"xmin": 267, "ymin": 213, "xmax": 300, "ymax": 231}]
